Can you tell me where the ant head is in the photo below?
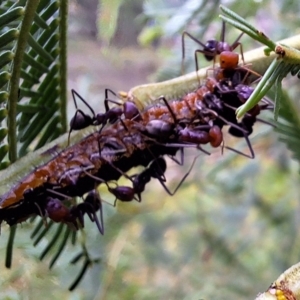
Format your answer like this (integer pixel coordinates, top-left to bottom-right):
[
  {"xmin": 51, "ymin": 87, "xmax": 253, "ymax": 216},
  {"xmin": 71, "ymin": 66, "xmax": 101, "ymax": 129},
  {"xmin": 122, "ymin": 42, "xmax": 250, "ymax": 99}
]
[
  {"xmin": 45, "ymin": 197, "xmax": 69, "ymax": 222},
  {"xmin": 219, "ymin": 51, "xmax": 239, "ymax": 69},
  {"xmin": 204, "ymin": 39, "xmax": 218, "ymax": 61},
  {"xmin": 209, "ymin": 126, "xmax": 223, "ymax": 147},
  {"xmin": 84, "ymin": 190, "xmax": 101, "ymax": 206},
  {"xmin": 96, "ymin": 112, "xmax": 106, "ymax": 124},
  {"xmin": 109, "ymin": 185, "xmax": 135, "ymax": 202}
]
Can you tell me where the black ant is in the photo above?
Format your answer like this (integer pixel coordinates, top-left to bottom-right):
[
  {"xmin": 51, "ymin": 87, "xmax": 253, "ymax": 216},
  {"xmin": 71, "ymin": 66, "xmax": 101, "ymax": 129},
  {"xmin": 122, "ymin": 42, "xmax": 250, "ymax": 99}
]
[
  {"xmin": 107, "ymin": 156, "xmax": 198, "ymax": 205},
  {"xmin": 214, "ymin": 80, "xmax": 274, "ymax": 139},
  {"xmin": 82, "ymin": 156, "xmax": 198, "ymax": 206},
  {"xmin": 68, "ymin": 89, "xmax": 141, "ymax": 143},
  {"xmin": 70, "ymin": 190, "xmax": 104, "ymax": 234}
]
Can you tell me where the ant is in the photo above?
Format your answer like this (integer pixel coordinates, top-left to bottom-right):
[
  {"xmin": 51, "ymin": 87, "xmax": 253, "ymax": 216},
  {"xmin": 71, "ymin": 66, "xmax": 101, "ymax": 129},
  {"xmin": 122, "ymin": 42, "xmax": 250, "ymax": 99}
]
[
  {"xmin": 213, "ymin": 79, "xmax": 274, "ymax": 140},
  {"xmin": 107, "ymin": 156, "xmax": 198, "ymax": 205},
  {"xmin": 181, "ymin": 20, "xmax": 244, "ymax": 74},
  {"xmin": 68, "ymin": 89, "xmax": 141, "ymax": 143},
  {"xmin": 181, "ymin": 20, "xmax": 261, "ymax": 87},
  {"xmin": 44, "ymin": 190, "xmax": 104, "ymax": 234},
  {"xmin": 177, "ymin": 124, "xmax": 223, "ymax": 149},
  {"xmin": 82, "ymin": 156, "xmax": 198, "ymax": 206},
  {"xmin": 140, "ymin": 96, "xmax": 213, "ymax": 156},
  {"xmin": 109, "ymin": 157, "xmax": 168, "ymax": 203}
]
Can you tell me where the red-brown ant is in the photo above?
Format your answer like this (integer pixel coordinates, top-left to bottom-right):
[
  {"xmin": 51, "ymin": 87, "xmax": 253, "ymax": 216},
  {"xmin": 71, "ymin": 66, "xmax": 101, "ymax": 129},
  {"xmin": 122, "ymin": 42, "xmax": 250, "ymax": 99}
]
[
  {"xmin": 44, "ymin": 190, "xmax": 104, "ymax": 235},
  {"xmin": 181, "ymin": 20, "xmax": 244, "ymax": 74}
]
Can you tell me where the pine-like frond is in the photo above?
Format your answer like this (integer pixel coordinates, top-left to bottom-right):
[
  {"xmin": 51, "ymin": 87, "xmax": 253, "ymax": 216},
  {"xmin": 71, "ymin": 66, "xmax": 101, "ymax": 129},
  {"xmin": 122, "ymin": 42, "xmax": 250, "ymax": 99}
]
[
  {"xmin": 0, "ymin": 0, "xmax": 72, "ymax": 285},
  {"xmin": 275, "ymin": 90, "xmax": 300, "ymax": 164},
  {"xmin": 0, "ymin": 0, "xmax": 67, "ymax": 166}
]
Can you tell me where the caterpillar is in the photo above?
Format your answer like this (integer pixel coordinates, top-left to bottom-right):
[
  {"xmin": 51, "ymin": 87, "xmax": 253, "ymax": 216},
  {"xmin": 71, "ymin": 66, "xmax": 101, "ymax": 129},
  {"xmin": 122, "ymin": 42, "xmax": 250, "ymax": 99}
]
[{"xmin": 0, "ymin": 64, "xmax": 273, "ymax": 228}]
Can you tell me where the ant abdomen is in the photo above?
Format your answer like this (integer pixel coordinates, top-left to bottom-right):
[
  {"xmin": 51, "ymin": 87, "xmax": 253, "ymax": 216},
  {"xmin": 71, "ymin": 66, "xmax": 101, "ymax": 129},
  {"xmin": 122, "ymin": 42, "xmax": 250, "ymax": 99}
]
[
  {"xmin": 145, "ymin": 120, "xmax": 174, "ymax": 138},
  {"xmin": 70, "ymin": 113, "xmax": 93, "ymax": 131},
  {"xmin": 178, "ymin": 127, "xmax": 210, "ymax": 145}
]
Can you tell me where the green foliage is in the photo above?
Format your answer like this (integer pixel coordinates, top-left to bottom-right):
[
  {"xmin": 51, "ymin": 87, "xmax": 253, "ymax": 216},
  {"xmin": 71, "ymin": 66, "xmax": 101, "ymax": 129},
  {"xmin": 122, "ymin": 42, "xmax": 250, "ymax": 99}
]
[
  {"xmin": 0, "ymin": 0, "xmax": 74, "ymax": 291},
  {"xmin": 0, "ymin": 0, "xmax": 68, "ymax": 164},
  {"xmin": 1, "ymin": 0, "xmax": 300, "ymax": 299},
  {"xmin": 274, "ymin": 89, "xmax": 300, "ymax": 162}
]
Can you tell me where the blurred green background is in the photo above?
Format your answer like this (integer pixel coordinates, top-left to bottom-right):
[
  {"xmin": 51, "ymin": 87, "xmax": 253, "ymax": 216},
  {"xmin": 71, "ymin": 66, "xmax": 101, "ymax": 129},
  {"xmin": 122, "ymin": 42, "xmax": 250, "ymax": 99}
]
[{"xmin": 1, "ymin": 0, "xmax": 300, "ymax": 299}]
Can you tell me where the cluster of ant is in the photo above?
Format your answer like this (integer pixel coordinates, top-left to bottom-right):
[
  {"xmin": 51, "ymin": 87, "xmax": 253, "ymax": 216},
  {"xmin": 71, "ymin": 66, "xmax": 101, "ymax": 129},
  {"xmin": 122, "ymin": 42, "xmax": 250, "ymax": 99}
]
[{"xmin": 0, "ymin": 22, "xmax": 272, "ymax": 236}]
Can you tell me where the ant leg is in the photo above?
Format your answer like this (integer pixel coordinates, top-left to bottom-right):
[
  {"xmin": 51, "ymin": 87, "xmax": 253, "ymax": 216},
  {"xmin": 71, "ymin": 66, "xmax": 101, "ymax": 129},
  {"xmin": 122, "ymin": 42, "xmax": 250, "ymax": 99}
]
[
  {"xmin": 46, "ymin": 188, "xmax": 73, "ymax": 201},
  {"xmin": 157, "ymin": 155, "xmax": 199, "ymax": 196},
  {"xmin": 162, "ymin": 142, "xmax": 211, "ymax": 156},
  {"xmin": 80, "ymin": 167, "xmax": 106, "ymax": 184},
  {"xmin": 225, "ymin": 133, "xmax": 255, "ymax": 159},
  {"xmin": 181, "ymin": 31, "xmax": 207, "ymax": 75},
  {"xmin": 230, "ymin": 32, "xmax": 244, "ymax": 53},
  {"xmin": 194, "ymin": 49, "xmax": 204, "ymax": 84},
  {"xmin": 204, "ymin": 108, "xmax": 249, "ymax": 134},
  {"xmin": 256, "ymin": 117, "xmax": 276, "ymax": 127},
  {"xmin": 68, "ymin": 90, "xmax": 96, "ymax": 144},
  {"xmin": 233, "ymin": 42, "xmax": 245, "ymax": 66},
  {"xmin": 103, "ymin": 88, "xmax": 122, "ymax": 112},
  {"xmin": 34, "ymin": 202, "xmax": 48, "ymax": 227},
  {"xmin": 168, "ymin": 147, "xmax": 185, "ymax": 166},
  {"xmin": 80, "ymin": 167, "xmax": 138, "ymax": 204},
  {"xmin": 83, "ymin": 190, "xmax": 104, "ymax": 235},
  {"xmin": 157, "ymin": 96, "xmax": 178, "ymax": 124},
  {"xmin": 68, "ymin": 109, "xmax": 92, "ymax": 145},
  {"xmin": 100, "ymin": 156, "xmax": 133, "ymax": 182},
  {"xmin": 239, "ymin": 65, "xmax": 262, "ymax": 84},
  {"xmin": 71, "ymin": 89, "xmax": 96, "ymax": 117}
]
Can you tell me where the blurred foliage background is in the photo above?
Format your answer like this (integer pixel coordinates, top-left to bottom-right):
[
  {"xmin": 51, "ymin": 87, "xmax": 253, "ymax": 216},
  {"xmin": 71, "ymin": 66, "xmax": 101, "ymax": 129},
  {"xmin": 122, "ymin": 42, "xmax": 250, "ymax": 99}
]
[{"xmin": 1, "ymin": 0, "xmax": 300, "ymax": 299}]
